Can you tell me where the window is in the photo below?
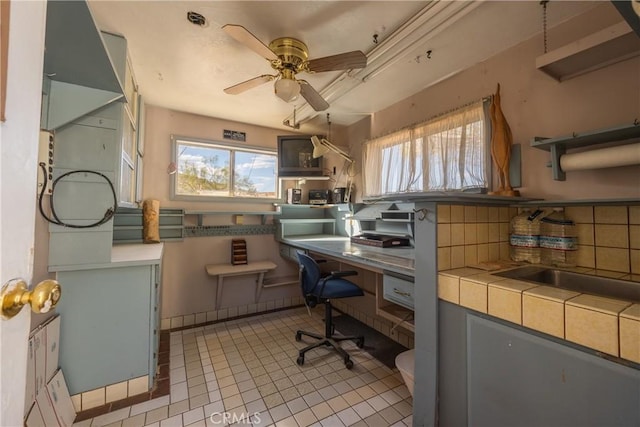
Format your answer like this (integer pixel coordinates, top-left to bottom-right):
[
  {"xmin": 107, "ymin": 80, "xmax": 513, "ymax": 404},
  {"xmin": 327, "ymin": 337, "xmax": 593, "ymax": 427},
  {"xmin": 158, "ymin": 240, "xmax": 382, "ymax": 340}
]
[
  {"xmin": 171, "ymin": 137, "xmax": 278, "ymax": 200},
  {"xmin": 363, "ymin": 100, "xmax": 489, "ymax": 197}
]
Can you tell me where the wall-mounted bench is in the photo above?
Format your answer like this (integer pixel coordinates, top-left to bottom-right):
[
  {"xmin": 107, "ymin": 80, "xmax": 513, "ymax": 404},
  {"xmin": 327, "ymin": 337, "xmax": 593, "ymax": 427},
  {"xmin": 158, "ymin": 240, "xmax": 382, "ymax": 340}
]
[{"xmin": 205, "ymin": 261, "xmax": 278, "ymax": 309}]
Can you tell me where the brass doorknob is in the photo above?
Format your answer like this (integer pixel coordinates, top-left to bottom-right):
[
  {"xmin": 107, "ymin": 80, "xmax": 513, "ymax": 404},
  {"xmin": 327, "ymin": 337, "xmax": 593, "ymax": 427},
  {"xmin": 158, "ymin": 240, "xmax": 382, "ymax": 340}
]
[{"xmin": 1, "ymin": 279, "xmax": 61, "ymax": 320}]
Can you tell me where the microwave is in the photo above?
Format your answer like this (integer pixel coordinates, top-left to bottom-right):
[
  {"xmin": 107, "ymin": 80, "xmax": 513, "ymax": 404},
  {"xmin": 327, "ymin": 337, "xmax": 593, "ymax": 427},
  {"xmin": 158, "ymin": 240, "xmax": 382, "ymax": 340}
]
[{"xmin": 308, "ymin": 189, "xmax": 330, "ymax": 205}]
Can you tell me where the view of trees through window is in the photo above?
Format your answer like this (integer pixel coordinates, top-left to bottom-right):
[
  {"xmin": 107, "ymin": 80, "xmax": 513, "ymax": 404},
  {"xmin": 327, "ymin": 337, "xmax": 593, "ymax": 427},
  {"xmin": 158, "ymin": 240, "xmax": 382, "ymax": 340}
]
[{"xmin": 174, "ymin": 139, "xmax": 277, "ymax": 199}]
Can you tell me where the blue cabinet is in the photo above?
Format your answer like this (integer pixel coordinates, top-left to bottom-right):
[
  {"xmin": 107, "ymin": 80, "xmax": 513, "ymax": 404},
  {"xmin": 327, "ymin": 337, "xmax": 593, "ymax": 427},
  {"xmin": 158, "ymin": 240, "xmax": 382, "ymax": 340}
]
[
  {"xmin": 437, "ymin": 302, "xmax": 640, "ymax": 426},
  {"xmin": 54, "ymin": 244, "xmax": 163, "ymax": 395},
  {"xmin": 47, "ymin": 34, "xmax": 141, "ymax": 269}
]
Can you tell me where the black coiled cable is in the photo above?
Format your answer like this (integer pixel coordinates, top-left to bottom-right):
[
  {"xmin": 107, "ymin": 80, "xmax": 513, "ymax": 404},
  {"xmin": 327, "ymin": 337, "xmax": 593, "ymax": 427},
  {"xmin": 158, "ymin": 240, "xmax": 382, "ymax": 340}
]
[{"xmin": 38, "ymin": 162, "xmax": 118, "ymax": 228}]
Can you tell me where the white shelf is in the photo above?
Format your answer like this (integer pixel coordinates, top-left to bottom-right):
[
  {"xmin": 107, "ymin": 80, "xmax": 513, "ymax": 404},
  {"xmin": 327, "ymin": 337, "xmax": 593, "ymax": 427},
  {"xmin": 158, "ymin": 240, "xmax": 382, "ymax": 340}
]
[
  {"xmin": 276, "ymin": 219, "xmax": 335, "ymax": 224},
  {"xmin": 279, "ymin": 176, "xmax": 330, "ymax": 181},
  {"xmin": 184, "ymin": 210, "xmax": 280, "ymax": 226},
  {"xmin": 536, "ymin": 21, "xmax": 640, "ymax": 81}
]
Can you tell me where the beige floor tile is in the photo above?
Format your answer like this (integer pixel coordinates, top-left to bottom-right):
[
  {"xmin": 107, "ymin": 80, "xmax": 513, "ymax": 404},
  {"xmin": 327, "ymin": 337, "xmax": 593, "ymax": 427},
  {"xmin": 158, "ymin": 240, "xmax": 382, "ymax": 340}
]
[
  {"xmin": 294, "ymin": 408, "xmax": 318, "ymax": 427},
  {"xmin": 144, "ymin": 406, "xmax": 168, "ymax": 424},
  {"xmin": 310, "ymin": 401, "xmax": 333, "ymax": 420},
  {"xmin": 77, "ymin": 308, "xmax": 414, "ymax": 427},
  {"xmin": 327, "ymin": 395, "xmax": 349, "ymax": 413}
]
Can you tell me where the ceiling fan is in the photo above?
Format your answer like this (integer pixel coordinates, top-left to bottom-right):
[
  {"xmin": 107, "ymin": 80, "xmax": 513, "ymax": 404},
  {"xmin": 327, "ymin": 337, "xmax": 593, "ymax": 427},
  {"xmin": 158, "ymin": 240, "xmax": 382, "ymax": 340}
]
[{"xmin": 222, "ymin": 24, "xmax": 367, "ymax": 111}]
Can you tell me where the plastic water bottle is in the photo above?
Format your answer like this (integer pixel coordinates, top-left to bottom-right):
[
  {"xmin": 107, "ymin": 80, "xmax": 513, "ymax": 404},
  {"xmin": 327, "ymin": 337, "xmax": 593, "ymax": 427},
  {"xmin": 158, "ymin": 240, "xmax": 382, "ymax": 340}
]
[
  {"xmin": 540, "ymin": 208, "xmax": 577, "ymax": 267},
  {"xmin": 510, "ymin": 209, "xmax": 544, "ymax": 264}
]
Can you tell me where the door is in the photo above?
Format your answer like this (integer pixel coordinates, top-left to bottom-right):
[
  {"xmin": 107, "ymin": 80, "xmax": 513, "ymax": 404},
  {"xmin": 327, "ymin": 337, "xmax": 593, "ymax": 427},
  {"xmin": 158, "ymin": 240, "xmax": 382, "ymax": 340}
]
[{"xmin": 0, "ymin": 1, "xmax": 47, "ymax": 424}]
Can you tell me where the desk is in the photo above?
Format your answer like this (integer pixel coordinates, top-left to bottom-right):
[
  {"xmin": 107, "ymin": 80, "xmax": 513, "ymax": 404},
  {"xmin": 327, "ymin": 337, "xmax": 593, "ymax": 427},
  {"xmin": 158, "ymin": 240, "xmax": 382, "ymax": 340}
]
[
  {"xmin": 206, "ymin": 261, "xmax": 277, "ymax": 309},
  {"xmin": 278, "ymin": 235, "xmax": 416, "ymax": 331}
]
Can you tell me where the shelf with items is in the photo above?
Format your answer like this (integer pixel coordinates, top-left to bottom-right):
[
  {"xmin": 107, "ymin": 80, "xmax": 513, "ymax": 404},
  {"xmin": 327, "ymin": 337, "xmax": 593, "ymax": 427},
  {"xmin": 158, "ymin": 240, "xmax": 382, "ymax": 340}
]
[
  {"xmin": 531, "ymin": 121, "xmax": 640, "ymax": 181},
  {"xmin": 113, "ymin": 208, "xmax": 184, "ymax": 243},
  {"xmin": 184, "ymin": 210, "xmax": 281, "ymax": 226}
]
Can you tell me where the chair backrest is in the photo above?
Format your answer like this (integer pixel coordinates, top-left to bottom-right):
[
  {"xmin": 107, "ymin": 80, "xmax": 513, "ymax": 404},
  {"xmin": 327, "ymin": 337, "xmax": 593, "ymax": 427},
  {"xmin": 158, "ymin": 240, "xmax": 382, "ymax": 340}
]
[{"xmin": 296, "ymin": 251, "xmax": 321, "ymax": 295}]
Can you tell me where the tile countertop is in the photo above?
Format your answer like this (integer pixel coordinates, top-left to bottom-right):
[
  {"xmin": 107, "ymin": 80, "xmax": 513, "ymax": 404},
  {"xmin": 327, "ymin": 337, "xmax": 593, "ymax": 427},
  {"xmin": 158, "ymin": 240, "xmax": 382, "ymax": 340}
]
[{"xmin": 439, "ymin": 265, "xmax": 640, "ymax": 365}]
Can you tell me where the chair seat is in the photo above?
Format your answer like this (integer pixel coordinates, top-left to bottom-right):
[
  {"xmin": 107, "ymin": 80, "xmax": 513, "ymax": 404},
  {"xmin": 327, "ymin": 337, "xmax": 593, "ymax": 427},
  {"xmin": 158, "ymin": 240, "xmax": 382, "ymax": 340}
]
[{"xmin": 318, "ymin": 278, "xmax": 364, "ymax": 299}]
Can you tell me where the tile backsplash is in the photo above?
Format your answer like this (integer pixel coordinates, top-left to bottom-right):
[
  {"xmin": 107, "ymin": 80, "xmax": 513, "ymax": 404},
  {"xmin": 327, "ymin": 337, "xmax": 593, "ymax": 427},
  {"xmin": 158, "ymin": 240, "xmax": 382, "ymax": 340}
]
[
  {"xmin": 566, "ymin": 205, "xmax": 638, "ymax": 276},
  {"xmin": 437, "ymin": 203, "xmax": 639, "ymax": 279},
  {"xmin": 436, "ymin": 205, "xmax": 515, "ymax": 271}
]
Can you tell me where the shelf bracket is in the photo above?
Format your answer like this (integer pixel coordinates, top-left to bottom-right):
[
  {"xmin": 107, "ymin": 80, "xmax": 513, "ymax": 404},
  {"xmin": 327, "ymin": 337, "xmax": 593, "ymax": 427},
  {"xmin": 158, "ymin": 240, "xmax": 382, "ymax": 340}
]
[{"xmin": 550, "ymin": 143, "xmax": 567, "ymax": 181}]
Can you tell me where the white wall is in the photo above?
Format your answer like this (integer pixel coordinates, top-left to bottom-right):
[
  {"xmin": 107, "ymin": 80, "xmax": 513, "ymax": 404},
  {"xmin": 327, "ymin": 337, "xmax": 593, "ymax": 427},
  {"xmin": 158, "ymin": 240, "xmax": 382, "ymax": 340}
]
[
  {"xmin": 347, "ymin": 3, "xmax": 640, "ymax": 201},
  {"xmin": 0, "ymin": 0, "xmax": 47, "ymax": 423},
  {"xmin": 142, "ymin": 107, "xmax": 305, "ymax": 319}
]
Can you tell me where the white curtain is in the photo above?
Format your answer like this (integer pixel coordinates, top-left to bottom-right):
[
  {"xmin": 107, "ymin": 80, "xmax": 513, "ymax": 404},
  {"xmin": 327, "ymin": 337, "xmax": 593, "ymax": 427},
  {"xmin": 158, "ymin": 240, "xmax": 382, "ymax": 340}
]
[{"xmin": 363, "ymin": 101, "xmax": 488, "ymax": 197}]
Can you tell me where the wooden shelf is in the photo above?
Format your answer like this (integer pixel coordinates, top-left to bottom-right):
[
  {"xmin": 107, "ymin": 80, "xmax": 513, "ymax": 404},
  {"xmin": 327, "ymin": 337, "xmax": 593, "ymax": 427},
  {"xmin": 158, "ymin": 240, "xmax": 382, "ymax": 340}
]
[{"xmin": 536, "ymin": 21, "xmax": 640, "ymax": 82}]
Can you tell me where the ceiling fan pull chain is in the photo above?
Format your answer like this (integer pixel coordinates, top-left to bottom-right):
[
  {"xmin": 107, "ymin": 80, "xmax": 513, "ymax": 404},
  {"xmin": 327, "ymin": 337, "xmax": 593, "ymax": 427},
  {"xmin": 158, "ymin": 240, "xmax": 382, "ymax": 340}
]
[{"xmin": 540, "ymin": 0, "xmax": 549, "ymax": 54}]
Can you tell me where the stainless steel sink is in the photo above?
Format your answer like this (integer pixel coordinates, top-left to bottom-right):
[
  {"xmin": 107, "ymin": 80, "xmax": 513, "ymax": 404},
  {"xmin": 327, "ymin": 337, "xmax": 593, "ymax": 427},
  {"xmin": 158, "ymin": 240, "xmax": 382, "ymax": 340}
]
[{"xmin": 494, "ymin": 266, "xmax": 640, "ymax": 302}]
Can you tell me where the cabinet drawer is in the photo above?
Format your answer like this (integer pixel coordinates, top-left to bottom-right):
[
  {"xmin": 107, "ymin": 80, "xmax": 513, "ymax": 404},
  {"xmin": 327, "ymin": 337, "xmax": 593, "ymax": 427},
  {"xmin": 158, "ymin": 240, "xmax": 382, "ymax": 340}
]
[{"xmin": 383, "ymin": 272, "xmax": 414, "ymax": 310}]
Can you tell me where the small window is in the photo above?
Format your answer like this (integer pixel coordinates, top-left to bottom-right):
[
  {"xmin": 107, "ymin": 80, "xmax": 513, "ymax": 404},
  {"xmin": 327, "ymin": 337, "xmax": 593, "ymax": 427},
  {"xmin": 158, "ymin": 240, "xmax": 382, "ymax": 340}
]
[{"xmin": 171, "ymin": 137, "xmax": 278, "ymax": 201}]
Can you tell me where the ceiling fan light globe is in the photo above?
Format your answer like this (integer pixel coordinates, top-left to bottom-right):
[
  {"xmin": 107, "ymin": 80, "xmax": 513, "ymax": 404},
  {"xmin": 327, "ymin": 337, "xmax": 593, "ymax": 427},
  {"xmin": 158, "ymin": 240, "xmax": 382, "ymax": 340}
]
[{"xmin": 274, "ymin": 78, "xmax": 300, "ymax": 103}]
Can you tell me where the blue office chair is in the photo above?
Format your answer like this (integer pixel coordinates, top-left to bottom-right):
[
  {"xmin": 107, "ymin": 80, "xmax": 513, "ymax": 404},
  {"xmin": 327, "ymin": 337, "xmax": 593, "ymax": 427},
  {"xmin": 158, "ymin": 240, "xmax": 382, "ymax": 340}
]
[{"xmin": 295, "ymin": 251, "xmax": 365, "ymax": 369}]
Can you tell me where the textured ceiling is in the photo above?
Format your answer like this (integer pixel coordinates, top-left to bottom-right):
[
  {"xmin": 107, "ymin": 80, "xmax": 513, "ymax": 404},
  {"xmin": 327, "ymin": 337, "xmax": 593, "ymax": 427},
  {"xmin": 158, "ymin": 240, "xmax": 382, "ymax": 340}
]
[{"xmin": 88, "ymin": 1, "xmax": 597, "ymax": 132}]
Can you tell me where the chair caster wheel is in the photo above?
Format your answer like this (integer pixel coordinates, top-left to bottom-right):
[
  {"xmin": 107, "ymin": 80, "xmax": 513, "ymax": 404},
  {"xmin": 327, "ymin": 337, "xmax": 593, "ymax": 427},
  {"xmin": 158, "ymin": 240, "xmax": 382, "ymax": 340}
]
[
  {"xmin": 297, "ymin": 355, "xmax": 305, "ymax": 366},
  {"xmin": 356, "ymin": 338, "xmax": 364, "ymax": 348},
  {"xmin": 295, "ymin": 332, "xmax": 302, "ymax": 342},
  {"xmin": 345, "ymin": 359, "xmax": 354, "ymax": 370}
]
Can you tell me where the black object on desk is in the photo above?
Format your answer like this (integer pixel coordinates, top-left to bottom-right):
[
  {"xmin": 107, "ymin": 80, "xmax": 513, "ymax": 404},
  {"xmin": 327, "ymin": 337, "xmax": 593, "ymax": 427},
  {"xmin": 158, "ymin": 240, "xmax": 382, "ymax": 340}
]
[{"xmin": 351, "ymin": 233, "xmax": 411, "ymax": 248}]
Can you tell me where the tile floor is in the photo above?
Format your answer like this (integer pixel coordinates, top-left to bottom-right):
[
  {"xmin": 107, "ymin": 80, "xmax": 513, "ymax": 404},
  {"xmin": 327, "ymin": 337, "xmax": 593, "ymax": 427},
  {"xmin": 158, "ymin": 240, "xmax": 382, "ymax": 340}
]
[{"xmin": 73, "ymin": 307, "xmax": 413, "ymax": 427}]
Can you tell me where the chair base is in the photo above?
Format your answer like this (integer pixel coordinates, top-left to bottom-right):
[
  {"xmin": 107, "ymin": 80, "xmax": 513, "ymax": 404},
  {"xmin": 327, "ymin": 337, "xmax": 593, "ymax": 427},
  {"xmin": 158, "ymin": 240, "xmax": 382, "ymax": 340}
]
[{"xmin": 295, "ymin": 309, "xmax": 364, "ymax": 369}]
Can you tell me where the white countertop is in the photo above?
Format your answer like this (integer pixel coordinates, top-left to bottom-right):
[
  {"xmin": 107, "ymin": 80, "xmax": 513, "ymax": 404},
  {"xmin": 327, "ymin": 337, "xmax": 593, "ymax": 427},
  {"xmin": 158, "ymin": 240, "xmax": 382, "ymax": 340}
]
[
  {"xmin": 50, "ymin": 243, "xmax": 164, "ymax": 272},
  {"xmin": 111, "ymin": 242, "xmax": 164, "ymax": 264}
]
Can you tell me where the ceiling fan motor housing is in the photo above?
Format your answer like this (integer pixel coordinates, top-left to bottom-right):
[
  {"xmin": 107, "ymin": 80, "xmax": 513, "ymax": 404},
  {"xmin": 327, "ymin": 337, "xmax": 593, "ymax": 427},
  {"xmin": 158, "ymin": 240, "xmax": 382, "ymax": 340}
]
[{"xmin": 269, "ymin": 37, "xmax": 309, "ymax": 70}]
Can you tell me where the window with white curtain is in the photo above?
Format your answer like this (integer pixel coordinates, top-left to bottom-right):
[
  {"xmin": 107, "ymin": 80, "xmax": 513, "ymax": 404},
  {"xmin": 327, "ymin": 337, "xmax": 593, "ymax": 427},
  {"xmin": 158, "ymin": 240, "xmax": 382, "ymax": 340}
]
[{"xmin": 363, "ymin": 100, "xmax": 489, "ymax": 197}]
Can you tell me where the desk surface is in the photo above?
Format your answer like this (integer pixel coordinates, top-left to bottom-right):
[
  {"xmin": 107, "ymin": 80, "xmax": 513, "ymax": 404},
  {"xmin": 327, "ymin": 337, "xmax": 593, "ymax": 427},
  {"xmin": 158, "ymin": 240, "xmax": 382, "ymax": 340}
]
[{"xmin": 280, "ymin": 235, "xmax": 415, "ymax": 276}]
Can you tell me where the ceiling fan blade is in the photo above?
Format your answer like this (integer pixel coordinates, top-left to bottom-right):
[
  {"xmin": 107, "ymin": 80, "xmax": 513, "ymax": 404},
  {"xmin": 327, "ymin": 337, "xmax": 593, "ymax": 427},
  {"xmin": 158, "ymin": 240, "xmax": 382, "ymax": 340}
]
[
  {"xmin": 222, "ymin": 24, "xmax": 278, "ymax": 61},
  {"xmin": 299, "ymin": 81, "xmax": 329, "ymax": 111},
  {"xmin": 224, "ymin": 75, "xmax": 275, "ymax": 95},
  {"xmin": 307, "ymin": 51, "xmax": 367, "ymax": 73}
]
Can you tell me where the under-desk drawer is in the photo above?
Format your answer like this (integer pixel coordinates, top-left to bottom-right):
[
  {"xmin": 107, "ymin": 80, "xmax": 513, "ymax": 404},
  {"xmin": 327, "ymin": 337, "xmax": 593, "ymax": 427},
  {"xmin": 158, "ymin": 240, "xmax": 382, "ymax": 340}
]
[
  {"xmin": 383, "ymin": 271, "xmax": 414, "ymax": 310},
  {"xmin": 280, "ymin": 244, "xmax": 304, "ymax": 262}
]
